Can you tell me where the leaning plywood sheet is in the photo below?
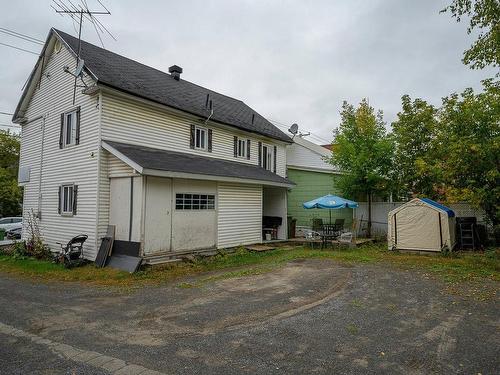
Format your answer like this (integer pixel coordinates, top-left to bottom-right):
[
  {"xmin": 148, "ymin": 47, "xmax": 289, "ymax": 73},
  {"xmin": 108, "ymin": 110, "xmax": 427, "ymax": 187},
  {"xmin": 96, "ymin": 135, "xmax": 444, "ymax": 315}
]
[
  {"xmin": 106, "ymin": 254, "xmax": 142, "ymax": 273},
  {"xmin": 106, "ymin": 240, "xmax": 142, "ymax": 273},
  {"xmin": 95, "ymin": 225, "xmax": 115, "ymax": 267}
]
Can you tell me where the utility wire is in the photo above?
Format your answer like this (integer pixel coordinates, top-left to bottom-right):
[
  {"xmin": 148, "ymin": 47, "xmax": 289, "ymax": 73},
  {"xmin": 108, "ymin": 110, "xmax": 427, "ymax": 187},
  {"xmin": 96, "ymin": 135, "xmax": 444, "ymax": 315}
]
[
  {"xmin": 0, "ymin": 29, "xmax": 44, "ymax": 46},
  {"xmin": 0, "ymin": 27, "xmax": 44, "ymax": 44},
  {"xmin": 0, "ymin": 111, "xmax": 14, "ymax": 116},
  {"xmin": 0, "ymin": 41, "xmax": 39, "ymax": 55}
]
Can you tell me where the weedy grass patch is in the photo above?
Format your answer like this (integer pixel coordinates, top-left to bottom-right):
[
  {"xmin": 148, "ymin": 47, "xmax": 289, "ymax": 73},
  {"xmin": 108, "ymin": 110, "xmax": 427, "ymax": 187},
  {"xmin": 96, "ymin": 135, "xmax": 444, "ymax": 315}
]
[{"xmin": 0, "ymin": 243, "xmax": 498, "ymax": 288}]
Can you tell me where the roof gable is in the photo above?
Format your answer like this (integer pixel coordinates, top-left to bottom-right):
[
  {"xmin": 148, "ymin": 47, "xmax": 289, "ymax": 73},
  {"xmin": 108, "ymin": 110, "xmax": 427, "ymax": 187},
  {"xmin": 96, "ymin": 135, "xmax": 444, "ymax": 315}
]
[
  {"xmin": 50, "ymin": 29, "xmax": 291, "ymax": 143},
  {"xmin": 293, "ymin": 136, "xmax": 332, "ymax": 157},
  {"xmin": 389, "ymin": 198, "xmax": 455, "ymax": 217}
]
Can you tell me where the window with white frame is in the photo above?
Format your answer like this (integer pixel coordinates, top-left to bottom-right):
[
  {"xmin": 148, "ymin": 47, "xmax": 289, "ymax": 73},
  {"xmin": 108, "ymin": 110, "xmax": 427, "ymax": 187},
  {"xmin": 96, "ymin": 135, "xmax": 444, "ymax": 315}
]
[
  {"xmin": 237, "ymin": 138, "xmax": 246, "ymax": 158},
  {"xmin": 63, "ymin": 110, "xmax": 78, "ymax": 147},
  {"xmin": 59, "ymin": 184, "xmax": 75, "ymax": 215},
  {"xmin": 195, "ymin": 126, "xmax": 207, "ymax": 150},
  {"xmin": 175, "ymin": 193, "xmax": 215, "ymax": 210},
  {"xmin": 262, "ymin": 144, "xmax": 273, "ymax": 171}
]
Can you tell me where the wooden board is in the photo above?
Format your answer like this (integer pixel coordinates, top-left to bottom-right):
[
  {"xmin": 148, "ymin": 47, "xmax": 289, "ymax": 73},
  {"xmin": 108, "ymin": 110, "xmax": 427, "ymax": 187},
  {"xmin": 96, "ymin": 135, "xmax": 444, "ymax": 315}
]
[
  {"xmin": 246, "ymin": 245, "xmax": 276, "ymax": 252},
  {"xmin": 95, "ymin": 225, "xmax": 115, "ymax": 268},
  {"xmin": 106, "ymin": 254, "xmax": 142, "ymax": 273}
]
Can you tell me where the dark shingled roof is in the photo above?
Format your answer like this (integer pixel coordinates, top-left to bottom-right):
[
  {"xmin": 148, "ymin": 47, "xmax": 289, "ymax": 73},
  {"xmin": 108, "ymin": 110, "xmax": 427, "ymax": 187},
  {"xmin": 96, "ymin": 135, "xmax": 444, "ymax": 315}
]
[
  {"xmin": 54, "ymin": 29, "xmax": 291, "ymax": 143},
  {"xmin": 104, "ymin": 140, "xmax": 294, "ymax": 186}
]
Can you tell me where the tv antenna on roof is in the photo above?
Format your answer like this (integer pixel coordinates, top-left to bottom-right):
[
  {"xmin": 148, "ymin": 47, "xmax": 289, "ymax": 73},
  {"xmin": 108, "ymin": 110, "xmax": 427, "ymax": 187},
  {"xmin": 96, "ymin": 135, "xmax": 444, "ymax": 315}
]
[{"xmin": 51, "ymin": 0, "xmax": 114, "ymax": 104}]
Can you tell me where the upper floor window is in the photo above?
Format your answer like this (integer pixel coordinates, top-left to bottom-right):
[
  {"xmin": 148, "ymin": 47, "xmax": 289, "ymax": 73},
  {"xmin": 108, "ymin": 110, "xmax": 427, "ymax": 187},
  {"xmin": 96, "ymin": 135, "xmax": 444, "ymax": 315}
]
[
  {"xmin": 59, "ymin": 107, "xmax": 80, "ymax": 148},
  {"xmin": 195, "ymin": 126, "xmax": 207, "ymax": 150},
  {"xmin": 259, "ymin": 142, "xmax": 277, "ymax": 173},
  {"xmin": 237, "ymin": 139, "xmax": 246, "ymax": 157},
  {"xmin": 234, "ymin": 137, "xmax": 250, "ymax": 159},
  {"xmin": 190, "ymin": 124, "xmax": 212, "ymax": 152},
  {"xmin": 262, "ymin": 144, "xmax": 273, "ymax": 171}
]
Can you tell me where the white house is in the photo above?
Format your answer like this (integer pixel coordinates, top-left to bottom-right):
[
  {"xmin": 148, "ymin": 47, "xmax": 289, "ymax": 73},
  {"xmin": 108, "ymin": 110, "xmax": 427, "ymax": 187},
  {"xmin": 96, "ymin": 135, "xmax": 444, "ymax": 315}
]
[{"xmin": 13, "ymin": 28, "xmax": 294, "ymax": 263}]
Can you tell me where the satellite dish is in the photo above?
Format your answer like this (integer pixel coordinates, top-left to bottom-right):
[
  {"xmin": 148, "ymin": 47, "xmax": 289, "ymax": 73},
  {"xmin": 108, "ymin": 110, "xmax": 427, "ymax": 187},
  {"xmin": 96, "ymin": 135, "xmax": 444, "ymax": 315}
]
[
  {"xmin": 75, "ymin": 59, "xmax": 85, "ymax": 77},
  {"xmin": 288, "ymin": 123, "xmax": 299, "ymax": 135}
]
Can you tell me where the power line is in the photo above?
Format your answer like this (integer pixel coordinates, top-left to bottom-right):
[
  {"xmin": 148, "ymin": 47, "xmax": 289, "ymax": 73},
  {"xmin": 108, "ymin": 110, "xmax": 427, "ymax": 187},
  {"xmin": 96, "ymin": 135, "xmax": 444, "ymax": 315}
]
[
  {"xmin": 0, "ymin": 28, "xmax": 44, "ymax": 45},
  {"xmin": 0, "ymin": 41, "xmax": 39, "ymax": 55},
  {"xmin": 0, "ymin": 111, "xmax": 14, "ymax": 116}
]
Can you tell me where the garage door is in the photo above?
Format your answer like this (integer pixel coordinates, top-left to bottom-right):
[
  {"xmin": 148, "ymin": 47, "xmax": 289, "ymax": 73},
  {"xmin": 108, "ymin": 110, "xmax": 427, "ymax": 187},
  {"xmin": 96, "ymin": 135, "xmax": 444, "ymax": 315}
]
[{"xmin": 217, "ymin": 183, "xmax": 262, "ymax": 248}]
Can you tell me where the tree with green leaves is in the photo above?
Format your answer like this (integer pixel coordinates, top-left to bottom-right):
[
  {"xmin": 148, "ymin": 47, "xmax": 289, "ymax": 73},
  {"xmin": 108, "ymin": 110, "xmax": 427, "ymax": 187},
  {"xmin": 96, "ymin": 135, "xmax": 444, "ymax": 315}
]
[
  {"xmin": 433, "ymin": 80, "xmax": 500, "ymax": 225},
  {"xmin": 391, "ymin": 95, "xmax": 439, "ymax": 199},
  {"xmin": 442, "ymin": 0, "xmax": 500, "ymax": 70},
  {"xmin": 0, "ymin": 130, "xmax": 22, "ymax": 217},
  {"xmin": 329, "ymin": 99, "xmax": 395, "ymax": 237}
]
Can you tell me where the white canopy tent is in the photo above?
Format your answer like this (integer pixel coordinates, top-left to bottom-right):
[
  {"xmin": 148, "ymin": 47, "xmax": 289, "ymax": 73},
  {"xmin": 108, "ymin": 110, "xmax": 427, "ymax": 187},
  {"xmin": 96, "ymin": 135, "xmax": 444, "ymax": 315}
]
[{"xmin": 388, "ymin": 198, "xmax": 456, "ymax": 252}]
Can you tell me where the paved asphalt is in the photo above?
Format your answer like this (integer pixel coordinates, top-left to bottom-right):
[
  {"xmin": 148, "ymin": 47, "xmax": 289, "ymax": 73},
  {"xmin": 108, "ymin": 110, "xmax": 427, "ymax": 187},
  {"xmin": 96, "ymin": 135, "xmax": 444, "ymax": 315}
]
[{"xmin": 0, "ymin": 258, "xmax": 498, "ymax": 374}]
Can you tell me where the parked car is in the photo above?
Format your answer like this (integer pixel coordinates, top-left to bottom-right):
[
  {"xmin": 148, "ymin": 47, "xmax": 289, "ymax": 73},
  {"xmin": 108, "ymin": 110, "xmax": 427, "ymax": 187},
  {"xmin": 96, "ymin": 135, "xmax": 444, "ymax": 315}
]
[
  {"xmin": 6, "ymin": 227, "xmax": 22, "ymax": 240},
  {"xmin": 0, "ymin": 217, "xmax": 22, "ymax": 231}
]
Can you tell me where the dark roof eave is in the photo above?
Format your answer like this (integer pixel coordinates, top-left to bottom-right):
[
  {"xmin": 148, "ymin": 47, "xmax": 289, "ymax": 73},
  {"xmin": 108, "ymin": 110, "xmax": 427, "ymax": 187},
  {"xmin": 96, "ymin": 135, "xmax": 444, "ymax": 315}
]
[
  {"xmin": 102, "ymin": 140, "xmax": 295, "ymax": 187},
  {"xmin": 97, "ymin": 81, "xmax": 293, "ymax": 144}
]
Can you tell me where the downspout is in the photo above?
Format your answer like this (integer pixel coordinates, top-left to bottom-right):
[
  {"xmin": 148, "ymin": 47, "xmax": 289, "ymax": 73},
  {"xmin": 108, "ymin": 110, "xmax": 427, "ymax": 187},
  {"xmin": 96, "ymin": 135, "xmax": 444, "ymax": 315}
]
[
  {"xmin": 37, "ymin": 115, "xmax": 46, "ymax": 219},
  {"xmin": 94, "ymin": 92, "xmax": 103, "ymax": 252}
]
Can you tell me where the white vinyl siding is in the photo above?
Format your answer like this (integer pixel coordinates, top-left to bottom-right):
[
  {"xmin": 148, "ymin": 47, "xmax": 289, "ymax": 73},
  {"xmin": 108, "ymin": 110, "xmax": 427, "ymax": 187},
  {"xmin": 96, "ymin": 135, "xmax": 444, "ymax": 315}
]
[
  {"xmin": 217, "ymin": 183, "xmax": 262, "ymax": 248},
  {"xmin": 100, "ymin": 93, "xmax": 287, "ymax": 177},
  {"xmin": 18, "ymin": 43, "xmax": 100, "ymax": 259},
  {"xmin": 286, "ymin": 140, "xmax": 334, "ymax": 172}
]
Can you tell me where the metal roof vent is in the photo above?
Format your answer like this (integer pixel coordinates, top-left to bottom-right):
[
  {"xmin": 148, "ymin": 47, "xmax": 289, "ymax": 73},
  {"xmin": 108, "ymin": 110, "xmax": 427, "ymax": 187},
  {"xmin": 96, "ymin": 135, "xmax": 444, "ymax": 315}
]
[{"xmin": 168, "ymin": 65, "xmax": 183, "ymax": 80}]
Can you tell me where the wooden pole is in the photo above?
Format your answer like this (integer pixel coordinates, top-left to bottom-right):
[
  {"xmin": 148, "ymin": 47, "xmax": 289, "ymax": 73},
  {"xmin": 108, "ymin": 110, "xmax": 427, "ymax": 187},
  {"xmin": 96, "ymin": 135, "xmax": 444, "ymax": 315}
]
[{"xmin": 367, "ymin": 192, "xmax": 372, "ymax": 238}]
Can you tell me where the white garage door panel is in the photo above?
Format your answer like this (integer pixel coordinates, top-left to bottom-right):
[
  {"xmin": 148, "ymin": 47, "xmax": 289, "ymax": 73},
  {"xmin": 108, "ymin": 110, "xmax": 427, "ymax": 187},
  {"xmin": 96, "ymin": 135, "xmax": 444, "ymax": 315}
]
[
  {"xmin": 144, "ymin": 177, "xmax": 172, "ymax": 254},
  {"xmin": 217, "ymin": 183, "xmax": 262, "ymax": 248}
]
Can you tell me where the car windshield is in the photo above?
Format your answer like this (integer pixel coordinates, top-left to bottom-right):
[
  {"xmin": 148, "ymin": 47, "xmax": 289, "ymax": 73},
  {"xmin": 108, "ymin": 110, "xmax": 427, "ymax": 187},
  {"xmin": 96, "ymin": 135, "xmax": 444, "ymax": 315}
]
[{"xmin": 0, "ymin": 218, "xmax": 11, "ymax": 224}]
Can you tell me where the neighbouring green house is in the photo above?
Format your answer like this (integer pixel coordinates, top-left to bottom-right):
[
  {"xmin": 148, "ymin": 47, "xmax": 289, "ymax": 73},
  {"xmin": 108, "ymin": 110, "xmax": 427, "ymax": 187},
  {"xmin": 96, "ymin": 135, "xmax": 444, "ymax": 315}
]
[{"xmin": 286, "ymin": 136, "xmax": 353, "ymax": 229}]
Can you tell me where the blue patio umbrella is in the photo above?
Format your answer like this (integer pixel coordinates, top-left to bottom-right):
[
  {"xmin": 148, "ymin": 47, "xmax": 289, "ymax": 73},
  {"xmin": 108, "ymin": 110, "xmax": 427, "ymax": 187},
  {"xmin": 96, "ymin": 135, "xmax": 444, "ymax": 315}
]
[{"xmin": 303, "ymin": 194, "xmax": 358, "ymax": 224}]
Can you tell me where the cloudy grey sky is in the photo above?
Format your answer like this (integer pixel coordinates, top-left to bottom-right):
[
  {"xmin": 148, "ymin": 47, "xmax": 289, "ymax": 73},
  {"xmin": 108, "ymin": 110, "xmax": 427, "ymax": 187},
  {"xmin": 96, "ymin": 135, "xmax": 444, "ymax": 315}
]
[{"xmin": 0, "ymin": 0, "xmax": 495, "ymax": 143}]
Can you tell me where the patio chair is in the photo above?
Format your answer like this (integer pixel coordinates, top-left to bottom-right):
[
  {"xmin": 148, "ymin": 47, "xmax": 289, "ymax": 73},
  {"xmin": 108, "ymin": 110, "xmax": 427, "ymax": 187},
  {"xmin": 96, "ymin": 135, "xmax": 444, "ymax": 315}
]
[
  {"xmin": 312, "ymin": 218, "xmax": 323, "ymax": 232},
  {"xmin": 334, "ymin": 218, "xmax": 345, "ymax": 231},
  {"xmin": 321, "ymin": 224, "xmax": 342, "ymax": 248},
  {"xmin": 304, "ymin": 229, "xmax": 322, "ymax": 249},
  {"xmin": 339, "ymin": 232, "xmax": 354, "ymax": 248}
]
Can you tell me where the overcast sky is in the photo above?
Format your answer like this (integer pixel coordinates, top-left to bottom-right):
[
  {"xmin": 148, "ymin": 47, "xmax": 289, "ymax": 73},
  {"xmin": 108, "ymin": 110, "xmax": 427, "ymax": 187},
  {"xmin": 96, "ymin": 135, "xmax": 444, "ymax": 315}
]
[{"xmin": 0, "ymin": 0, "xmax": 495, "ymax": 143}]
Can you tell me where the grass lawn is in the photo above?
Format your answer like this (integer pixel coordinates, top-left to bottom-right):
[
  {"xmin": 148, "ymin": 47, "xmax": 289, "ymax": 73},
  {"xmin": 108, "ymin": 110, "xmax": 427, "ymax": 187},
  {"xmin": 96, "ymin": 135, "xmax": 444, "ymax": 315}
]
[{"xmin": 0, "ymin": 243, "xmax": 498, "ymax": 289}]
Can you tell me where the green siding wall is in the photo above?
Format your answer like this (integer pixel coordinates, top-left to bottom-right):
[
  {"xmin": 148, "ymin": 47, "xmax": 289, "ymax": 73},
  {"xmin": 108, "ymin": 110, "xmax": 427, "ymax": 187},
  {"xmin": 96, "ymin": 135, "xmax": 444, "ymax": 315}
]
[{"xmin": 287, "ymin": 168, "xmax": 353, "ymax": 227}]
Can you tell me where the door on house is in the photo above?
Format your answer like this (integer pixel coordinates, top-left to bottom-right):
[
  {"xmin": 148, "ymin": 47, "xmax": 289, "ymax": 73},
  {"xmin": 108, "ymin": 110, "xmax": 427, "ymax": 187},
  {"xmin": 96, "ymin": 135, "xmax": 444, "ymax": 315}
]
[{"xmin": 144, "ymin": 176, "xmax": 172, "ymax": 254}]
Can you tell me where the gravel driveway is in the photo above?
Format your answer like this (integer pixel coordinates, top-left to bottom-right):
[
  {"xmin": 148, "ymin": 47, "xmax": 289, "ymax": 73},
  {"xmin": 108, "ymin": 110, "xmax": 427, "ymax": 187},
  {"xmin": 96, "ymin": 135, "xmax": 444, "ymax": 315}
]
[{"xmin": 0, "ymin": 258, "xmax": 498, "ymax": 374}]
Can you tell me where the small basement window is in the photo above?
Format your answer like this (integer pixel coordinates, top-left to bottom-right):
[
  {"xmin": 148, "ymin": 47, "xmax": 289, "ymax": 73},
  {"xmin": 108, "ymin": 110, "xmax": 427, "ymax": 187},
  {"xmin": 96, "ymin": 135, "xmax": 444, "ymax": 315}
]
[{"xmin": 176, "ymin": 193, "xmax": 215, "ymax": 210}]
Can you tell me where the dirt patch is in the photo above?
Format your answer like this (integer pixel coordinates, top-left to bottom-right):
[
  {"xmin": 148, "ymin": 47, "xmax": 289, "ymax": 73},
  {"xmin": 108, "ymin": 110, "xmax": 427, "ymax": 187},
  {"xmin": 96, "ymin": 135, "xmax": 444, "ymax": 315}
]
[{"xmin": 25, "ymin": 259, "xmax": 350, "ymax": 347}]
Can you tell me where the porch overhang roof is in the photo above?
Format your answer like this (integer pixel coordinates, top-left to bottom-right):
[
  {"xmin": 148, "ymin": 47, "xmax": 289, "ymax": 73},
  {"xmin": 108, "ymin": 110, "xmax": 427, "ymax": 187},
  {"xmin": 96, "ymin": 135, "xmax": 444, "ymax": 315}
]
[{"xmin": 102, "ymin": 140, "xmax": 295, "ymax": 188}]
